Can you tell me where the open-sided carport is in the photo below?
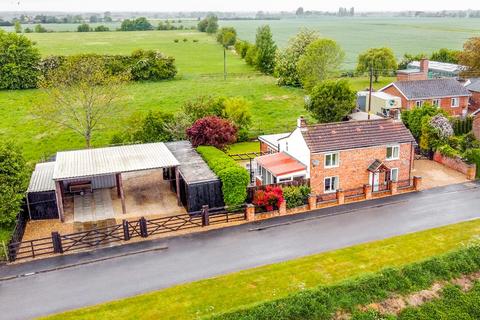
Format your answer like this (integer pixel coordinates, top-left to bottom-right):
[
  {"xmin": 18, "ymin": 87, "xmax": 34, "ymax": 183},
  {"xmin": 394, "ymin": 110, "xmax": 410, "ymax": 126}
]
[{"xmin": 52, "ymin": 143, "xmax": 181, "ymax": 222}]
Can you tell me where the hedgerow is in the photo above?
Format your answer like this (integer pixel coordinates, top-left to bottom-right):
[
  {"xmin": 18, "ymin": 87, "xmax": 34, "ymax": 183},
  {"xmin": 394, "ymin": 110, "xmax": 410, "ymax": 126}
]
[
  {"xmin": 196, "ymin": 146, "xmax": 249, "ymax": 208},
  {"xmin": 212, "ymin": 244, "xmax": 480, "ymax": 320}
]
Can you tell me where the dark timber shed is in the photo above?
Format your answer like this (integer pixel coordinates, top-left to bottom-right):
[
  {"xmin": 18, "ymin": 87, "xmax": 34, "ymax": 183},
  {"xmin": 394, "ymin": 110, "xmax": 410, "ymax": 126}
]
[
  {"xmin": 26, "ymin": 162, "xmax": 59, "ymax": 220},
  {"xmin": 165, "ymin": 141, "xmax": 224, "ymax": 213}
]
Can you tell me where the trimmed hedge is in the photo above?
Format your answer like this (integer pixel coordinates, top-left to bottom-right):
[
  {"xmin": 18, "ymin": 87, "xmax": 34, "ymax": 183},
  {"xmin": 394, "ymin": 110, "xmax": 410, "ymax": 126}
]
[
  {"xmin": 197, "ymin": 146, "xmax": 249, "ymax": 208},
  {"xmin": 213, "ymin": 244, "xmax": 480, "ymax": 320},
  {"xmin": 282, "ymin": 185, "xmax": 311, "ymax": 209}
]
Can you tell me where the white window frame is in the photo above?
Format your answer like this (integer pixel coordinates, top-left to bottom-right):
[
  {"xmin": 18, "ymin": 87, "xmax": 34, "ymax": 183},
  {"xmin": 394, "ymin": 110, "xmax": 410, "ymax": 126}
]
[
  {"xmin": 432, "ymin": 99, "xmax": 440, "ymax": 108},
  {"xmin": 324, "ymin": 176, "xmax": 339, "ymax": 193},
  {"xmin": 451, "ymin": 97, "xmax": 459, "ymax": 108},
  {"xmin": 324, "ymin": 152, "xmax": 339, "ymax": 168},
  {"xmin": 390, "ymin": 168, "xmax": 399, "ymax": 182},
  {"xmin": 415, "ymin": 100, "xmax": 423, "ymax": 108},
  {"xmin": 386, "ymin": 145, "xmax": 400, "ymax": 161}
]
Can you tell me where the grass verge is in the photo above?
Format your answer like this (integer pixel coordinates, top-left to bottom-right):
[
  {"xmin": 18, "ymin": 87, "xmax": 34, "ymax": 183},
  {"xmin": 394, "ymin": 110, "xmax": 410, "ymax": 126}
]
[{"xmin": 41, "ymin": 219, "xmax": 480, "ymax": 320}]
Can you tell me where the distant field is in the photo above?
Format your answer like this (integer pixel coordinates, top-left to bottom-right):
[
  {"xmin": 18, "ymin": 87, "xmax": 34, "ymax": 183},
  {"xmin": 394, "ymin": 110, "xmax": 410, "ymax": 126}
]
[
  {"xmin": 0, "ymin": 28, "xmax": 392, "ymax": 162},
  {"xmin": 220, "ymin": 17, "xmax": 480, "ymax": 68}
]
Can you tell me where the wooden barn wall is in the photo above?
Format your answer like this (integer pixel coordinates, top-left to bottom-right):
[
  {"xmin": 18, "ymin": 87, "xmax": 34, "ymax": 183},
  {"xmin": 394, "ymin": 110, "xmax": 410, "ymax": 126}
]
[
  {"xmin": 61, "ymin": 174, "xmax": 117, "ymax": 191},
  {"xmin": 186, "ymin": 180, "xmax": 224, "ymax": 212},
  {"xmin": 27, "ymin": 191, "xmax": 59, "ymax": 220}
]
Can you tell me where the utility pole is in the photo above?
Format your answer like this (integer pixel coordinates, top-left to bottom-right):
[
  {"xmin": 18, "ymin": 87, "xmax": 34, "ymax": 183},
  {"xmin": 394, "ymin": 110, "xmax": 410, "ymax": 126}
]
[
  {"xmin": 224, "ymin": 47, "xmax": 227, "ymax": 81},
  {"xmin": 367, "ymin": 64, "xmax": 373, "ymax": 120}
]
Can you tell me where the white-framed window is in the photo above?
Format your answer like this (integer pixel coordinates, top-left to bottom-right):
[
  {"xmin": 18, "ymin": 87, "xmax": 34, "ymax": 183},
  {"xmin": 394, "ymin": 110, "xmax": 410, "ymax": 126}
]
[
  {"xmin": 324, "ymin": 152, "xmax": 339, "ymax": 168},
  {"xmin": 386, "ymin": 145, "xmax": 400, "ymax": 160},
  {"xmin": 415, "ymin": 100, "xmax": 423, "ymax": 108},
  {"xmin": 433, "ymin": 99, "xmax": 440, "ymax": 107},
  {"xmin": 390, "ymin": 168, "xmax": 399, "ymax": 182},
  {"xmin": 451, "ymin": 97, "xmax": 459, "ymax": 107},
  {"xmin": 324, "ymin": 176, "xmax": 339, "ymax": 193}
]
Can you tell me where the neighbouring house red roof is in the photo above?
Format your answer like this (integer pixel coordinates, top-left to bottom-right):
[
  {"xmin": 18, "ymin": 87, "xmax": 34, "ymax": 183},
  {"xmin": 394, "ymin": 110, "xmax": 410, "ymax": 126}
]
[
  {"xmin": 256, "ymin": 152, "xmax": 306, "ymax": 177},
  {"xmin": 302, "ymin": 119, "xmax": 416, "ymax": 154}
]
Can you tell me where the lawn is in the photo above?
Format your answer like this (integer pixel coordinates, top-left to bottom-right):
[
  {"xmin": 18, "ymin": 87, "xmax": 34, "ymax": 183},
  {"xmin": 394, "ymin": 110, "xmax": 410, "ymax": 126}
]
[
  {"xmin": 42, "ymin": 218, "xmax": 480, "ymax": 320},
  {"xmin": 227, "ymin": 141, "xmax": 260, "ymax": 154}
]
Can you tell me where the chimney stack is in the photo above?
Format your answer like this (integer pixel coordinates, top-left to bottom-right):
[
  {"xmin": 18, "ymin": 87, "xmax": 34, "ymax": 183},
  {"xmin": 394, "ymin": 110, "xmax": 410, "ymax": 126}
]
[
  {"xmin": 297, "ymin": 116, "xmax": 307, "ymax": 129},
  {"xmin": 420, "ymin": 58, "xmax": 429, "ymax": 78}
]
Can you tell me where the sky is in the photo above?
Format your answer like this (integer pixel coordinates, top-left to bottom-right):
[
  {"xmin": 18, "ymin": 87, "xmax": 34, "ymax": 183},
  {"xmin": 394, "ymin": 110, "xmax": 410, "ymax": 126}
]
[{"xmin": 2, "ymin": 0, "xmax": 480, "ymax": 12}]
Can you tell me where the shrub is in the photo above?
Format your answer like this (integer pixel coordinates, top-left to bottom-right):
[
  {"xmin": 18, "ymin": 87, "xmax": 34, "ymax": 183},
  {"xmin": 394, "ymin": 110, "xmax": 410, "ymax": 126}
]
[
  {"xmin": 0, "ymin": 142, "xmax": 28, "ymax": 227},
  {"xmin": 197, "ymin": 146, "xmax": 250, "ymax": 208},
  {"xmin": 94, "ymin": 25, "xmax": 110, "ymax": 32},
  {"xmin": 214, "ymin": 245, "xmax": 480, "ymax": 320},
  {"xmin": 193, "ymin": 39, "xmax": 199, "ymax": 43},
  {"xmin": 187, "ymin": 116, "xmax": 238, "ymax": 150},
  {"xmin": 120, "ymin": 17, "xmax": 153, "ymax": 31},
  {"xmin": 437, "ymin": 144, "xmax": 459, "ymax": 158},
  {"xmin": 0, "ymin": 30, "xmax": 41, "ymax": 90},
  {"xmin": 282, "ymin": 185, "xmax": 311, "ymax": 209},
  {"xmin": 452, "ymin": 116, "xmax": 473, "ymax": 135},
  {"xmin": 253, "ymin": 186, "xmax": 284, "ymax": 211},
  {"xmin": 234, "ymin": 40, "xmax": 250, "ymax": 58},
  {"xmin": 463, "ymin": 148, "xmax": 480, "ymax": 178},
  {"xmin": 174, "ymin": 39, "xmax": 179, "ymax": 43},
  {"xmin": 112, "ymin": 111, "xmax": 174, "ymax": 144},
  {"xmin": 77, "ymin": 23, "xmax": 91, "ymax": 32},
  {"xmin": 402, "ymin": 104, "xmax": 447, "ymax": 140},
  {"xmin": 129, "ymin": 49, "xmax": 177, "ymax": 81},
  {"xmin": 183, "ymin": 38, "xmax": 188, "ymax": 42}
]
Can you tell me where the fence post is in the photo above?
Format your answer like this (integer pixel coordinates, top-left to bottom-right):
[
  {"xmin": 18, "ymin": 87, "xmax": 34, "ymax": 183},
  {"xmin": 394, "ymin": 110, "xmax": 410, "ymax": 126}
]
[
  {"xmin": 308, "ymin": 193, "xmax": 317, "ymax": 210},
  {"xmin": 336, "ymin": 189, "xmax": 345, "ymax": 205},
  {"xmin": 201, "ymin": 205, "xmax": 210, "ymax": 227},
  {"xmin": 245, "ymin": 204, "xmax": 255, "ymax": 222},
  {"xmin": 51, "ymin": 232, "xmax": 63, "ymax": 254},
  {"xmin": 139, "ymin": 217, "xmax": 148, "ymax": 238},
  {"xmin": 390, "ymin": 181, "xmax": 398, "ymax": 195},
  {"xmin": 364, "ymin": 184, "xmax": 372, "ymax": 200},
  {"xmin": 413, "ymin": 176, "xmax": 423, "ymax": 191},
  {"xmin": 122, "ymin": 219, "xmax": 130, "ymax": 241}
]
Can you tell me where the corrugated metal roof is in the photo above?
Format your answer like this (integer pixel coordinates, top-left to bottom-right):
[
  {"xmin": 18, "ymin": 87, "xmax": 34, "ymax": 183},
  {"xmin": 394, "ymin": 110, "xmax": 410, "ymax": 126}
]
[
  {"xmin": 53, "ymin": 143, "xmax": 180, "ymax": 181},
  {"xmin": 407, "ymin": 60, "xmax": 466, "ymax": 73},
  {"xmin": 28, "ymin": 162, "xmax": 56, "ymax": 193}
]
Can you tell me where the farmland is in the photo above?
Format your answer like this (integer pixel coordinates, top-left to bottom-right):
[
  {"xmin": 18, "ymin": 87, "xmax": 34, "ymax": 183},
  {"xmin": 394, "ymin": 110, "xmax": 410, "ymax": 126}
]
[{"xmin": 0, "ymin": 29, "xmax": 391, "ymax": 162}]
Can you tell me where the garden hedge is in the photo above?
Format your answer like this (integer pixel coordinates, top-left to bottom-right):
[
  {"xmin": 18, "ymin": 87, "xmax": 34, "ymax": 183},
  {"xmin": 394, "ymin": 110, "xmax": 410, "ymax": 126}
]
[
  {"xmin": 197, "ymin": 146, "xmax": 249, "ymax": 208},
  {"xmin": 213, "ymin": 244, "xmax": 480, "ymax": 320}
]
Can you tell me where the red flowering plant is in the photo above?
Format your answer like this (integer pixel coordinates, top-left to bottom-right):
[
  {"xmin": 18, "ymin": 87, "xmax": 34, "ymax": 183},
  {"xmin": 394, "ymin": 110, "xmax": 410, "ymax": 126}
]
[{"xmin": 253, "ymin": 186, "xmax": 284, "ymax": 212}]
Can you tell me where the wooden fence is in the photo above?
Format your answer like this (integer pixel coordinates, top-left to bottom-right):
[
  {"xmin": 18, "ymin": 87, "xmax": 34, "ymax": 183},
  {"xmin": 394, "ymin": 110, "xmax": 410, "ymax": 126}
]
[{"xmin": 7, "ymin": 206, "xmax": 245, "ymax": 263}]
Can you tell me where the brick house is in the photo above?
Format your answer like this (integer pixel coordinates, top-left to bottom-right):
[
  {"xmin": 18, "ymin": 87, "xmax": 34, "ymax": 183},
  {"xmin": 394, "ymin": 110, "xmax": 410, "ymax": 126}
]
[
  {"xmin": 466, "ymin": 78, "xmax": 480, "ymax": 113},
  {"xmin": 380, "ymin": 58, "xmax": 471, "ymax": 117},
  {"xmin": 255, "ymin": 118, "xmax": 416, "ymax": 196}
]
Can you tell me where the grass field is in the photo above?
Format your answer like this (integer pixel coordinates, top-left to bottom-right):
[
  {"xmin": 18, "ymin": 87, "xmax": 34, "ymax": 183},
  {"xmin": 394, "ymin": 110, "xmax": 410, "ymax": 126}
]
[
  {"xmin": 42, "ymin": 219, "xmax": 480, "ymax": 320},
  {"xmin": 0, "ymin": 29, "xmax": 391, "ymax": 162},
  {"xmin": 220, "ymin": 17, "xmax": 480, "ymax": 68}
]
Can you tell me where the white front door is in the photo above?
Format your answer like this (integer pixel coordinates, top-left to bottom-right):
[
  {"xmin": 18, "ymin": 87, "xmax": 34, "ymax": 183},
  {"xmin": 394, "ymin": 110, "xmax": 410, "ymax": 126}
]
[{"xmin": 370, "ymin": 172, "xmax": 380, "ymax": 191}]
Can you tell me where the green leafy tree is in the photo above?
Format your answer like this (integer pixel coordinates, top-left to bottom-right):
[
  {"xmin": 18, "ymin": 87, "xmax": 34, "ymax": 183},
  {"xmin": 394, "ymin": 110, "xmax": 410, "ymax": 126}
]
[
  {"xmin": 254, "ymin": 25, "xmax": 277, "ymax": 74},
  {"xmin": 94, "ymin": 25, "xmax": 110, "ymax": 32},
  {"xmin": 77, "ymin": 23, "xmax": 91, "ymax": 32},
  {"xmin": 245, "ymin": 45, "xmax": 258, "ymax": 66},
  {"xmin": 14, "ymin": 21, "xmax": 22, "ymax": 33},
  {"xmin": 297, "ymin": 39, "xmax": 345, "ymax": 91},
  {"xmin": 305, "ymin": 80, "xmax": 356, "ymax": 123},
  {"xmin": 34, "ymin": 55, "xmax": 130, "ymax": 148},
  {"xmin": 430, "ymin": 48, "xmax": 460, "ymax": 64},
  {"xmin": 198, "ymin": 15, "xmax": 218, "ymax": 34},
  {"xmin": 459, "ymin": 37, "xmax": 480, "ymax": 73},
  {"xmin": 356, "ymin": 47, "xmax": 398, "ymax": 82},
  {"xmin": 398, "ymin": 52, "xmax": 426, "ymax": 69},
  {"xmin": 0, "ymin": 141, "xmax": 28, "ymax": 226},
  {"xmin": 217, "ymin": 27, "xmax": 237, "ymax": 80},
  {"xmin": 0, "ymin": 30, "xmax": 41, "ymax": 90},
  {"xmin": 401, "ymin": 103, "xmax": 448, "ymax": 140},
  {"xmin": 275, "ymin": 28, "xmax": 320, "ymax": 87},
  {"xmin": 113, "ymin": 111, "xmax": 174, "ymax": 143},
  {"xmin": 120, "ymin": 17, "xmax": 153, "ymax": 31},
  {"xmin": 222, "ymin": 97, "xmax": 252, "ymax": 141},
  {"xmin": 34, "ymin": 24, "xmax": 47, "ymax": 33}
]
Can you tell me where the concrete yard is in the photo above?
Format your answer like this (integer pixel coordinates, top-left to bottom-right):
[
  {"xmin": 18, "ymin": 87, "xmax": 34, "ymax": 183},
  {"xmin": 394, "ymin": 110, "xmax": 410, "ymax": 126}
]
[{"xmin": 413, "ymin": 160, "xmax": 469, "ymax": 189}]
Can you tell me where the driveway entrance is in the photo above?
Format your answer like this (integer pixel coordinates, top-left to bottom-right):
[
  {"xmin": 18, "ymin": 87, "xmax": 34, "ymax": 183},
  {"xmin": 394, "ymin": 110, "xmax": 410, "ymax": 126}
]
[{"xmin": 413, "ymin": 160, "xmax": 469, "ymax": 189}]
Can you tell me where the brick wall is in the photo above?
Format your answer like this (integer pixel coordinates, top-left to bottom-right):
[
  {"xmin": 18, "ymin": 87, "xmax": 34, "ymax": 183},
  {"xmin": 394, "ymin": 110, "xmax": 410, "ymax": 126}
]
[
  {"xmin": 474, "ymin": 114, "xmax": 480, "ymax": 141},
  {"xmin": 433, "ymin": 152, "xmax": 476, "ymax": 180},
  {"xmin": 259, "ymin": 141, "xmax": 269, "ymax": 153},
  {"xmin": 471, "ymin": 92, "xmax": 480, "ymax": 110},
  {"xmin": 310, "ymin": 143, "xmax": 414, "ymax": 195}
]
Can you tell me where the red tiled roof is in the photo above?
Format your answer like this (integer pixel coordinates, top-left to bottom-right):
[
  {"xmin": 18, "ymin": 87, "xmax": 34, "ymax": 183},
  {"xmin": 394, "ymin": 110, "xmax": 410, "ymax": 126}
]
[
  {"xmin": 302, "ymin": 119, "xmax": 416, "ymax": 154},
  {"xmin": 256, "ymin": 152, "xmax": 306, "ymax": 177}
]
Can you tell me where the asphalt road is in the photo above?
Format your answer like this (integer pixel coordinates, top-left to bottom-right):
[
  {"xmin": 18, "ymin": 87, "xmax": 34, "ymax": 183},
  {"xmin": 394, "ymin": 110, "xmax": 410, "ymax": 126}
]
[{"xmin": 1, "ymin": 182, "xmax": 480, "ymax": 320}]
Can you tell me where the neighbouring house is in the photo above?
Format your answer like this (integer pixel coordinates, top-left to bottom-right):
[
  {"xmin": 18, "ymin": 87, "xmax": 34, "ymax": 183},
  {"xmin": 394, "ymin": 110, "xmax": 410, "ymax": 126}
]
[
  {"xmin": 382, "ymin": 58, "xmax": 471, "ymax": 116},
  {"xmin": 380, "ymin": 79, "xmax": 471, "ymax": 117},
  {"xmin": 474, "ymin": 113, "xmax": 480, "ymax": 141},
  {"xmin": 254, "ymin": 117, "xmax": 416, "ymax": 196},
  {"xmin": 406, "ymin": 60, "xmax": 466, "ymax": 79},
  {"xmin": 465, "ymin": 78, "xmax": 480, "ymax": 113},
  {"xmin": 258, "ymin": 132, "xmax": 290, "ymax": 153},
  {"xmin": 356, "ymin": 91, "xmax": 402, "ymax": 119},
  {"xmin": 26, "ymin": 141, "xmax": 223, "ymax": 222}
]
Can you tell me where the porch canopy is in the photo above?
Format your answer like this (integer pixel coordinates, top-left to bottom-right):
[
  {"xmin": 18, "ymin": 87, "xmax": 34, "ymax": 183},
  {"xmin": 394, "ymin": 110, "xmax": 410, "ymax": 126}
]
[
  {"xmin": 367, "ymin": 159, "xmax": 390, "ymax": 173},
  {"xmin": 52, "ymin": 142, "xmax": 181, "ymax": 221},
  {"xmin": 256, "ymin": 152, "xmax": 307, "ymax": 184}
]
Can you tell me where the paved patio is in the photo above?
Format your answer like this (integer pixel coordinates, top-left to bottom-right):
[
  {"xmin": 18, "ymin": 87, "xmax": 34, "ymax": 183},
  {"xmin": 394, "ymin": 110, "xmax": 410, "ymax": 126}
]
[{"xmin": 412, "ymin": 160, "xmax": 469, "ymax": 189}]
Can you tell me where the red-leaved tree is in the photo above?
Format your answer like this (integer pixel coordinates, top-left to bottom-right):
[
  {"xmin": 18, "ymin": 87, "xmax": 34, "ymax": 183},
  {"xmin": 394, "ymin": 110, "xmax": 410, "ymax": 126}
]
[{"xmin": 186, "ymin": 116, "xmax": 237, "ymax": 150}]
